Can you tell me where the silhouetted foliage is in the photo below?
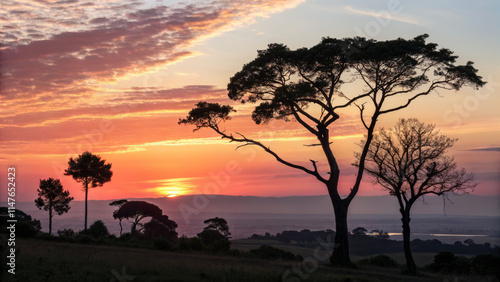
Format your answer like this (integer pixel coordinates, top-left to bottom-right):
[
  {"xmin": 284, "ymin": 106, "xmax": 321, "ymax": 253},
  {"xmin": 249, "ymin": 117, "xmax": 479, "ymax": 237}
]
[
  {"xmin": 177, "ymin": 236, "xmax": 204, "ymax": 251},
  {"xmin": 109, "ymin": 199, "xmax": 128, "ymax": 235},
  {"xmin": 113, "ymin": 201, "xmax": 162, "ymax": 236},
  {"xmin": 88, "ymin": 220, "xmax": 110, "ymax": 238},
  {"xmin": 352, "ymin": 227, "xmax": 368, "ymax": 237},
  {"xmin": 180, "ymin": 34, "xmax": 485, "ymax": 266},
  {"xmin": 250, "ymin": 245, "xmax": 298, "ymax": 261},
  {"xmin": 202, "ymin": 217, "xmax": 231, "ymax": 238},
  {"xmin": 57, "ymin": 228, "xmax": 77, "ymax": 238},
  {"xmin": 426, "ymin": 252, "xmax": 472, "ymax": 275},
  {"xmin": 197, "ymin": 217, "xmax": 231, "ymax": 252},
  {"xmin": 15, "ymin": 221, "xmax": 38, "ymax": 238},
  {"xmin": 153, "ymin": 237, "xmax": 175, "ymax": 250},
  {"xmin": 358, "ymin": 255, "xmax": 399, "ymax": 268},
  {"xmin": 370, "ymin": 230, "xmax": 390, "ymax": 240},
  {"xmin": 274, "ymin": 229, "xmax": 335, "ymax": 245},
  {"xmin": 0, "ymin": 208, "xmax": 41, "ymax": 235},
  {"xmin": 250, "ymin": 230, "xmax": 498, "ymax": 258},
  {"xmin": 34, "ymin": 178, "xmax": 73, "ymax": 235},
  {"xmin": 64, "ymin": 151, "xmax": 112, "ymax": 231},
  {"xmin": 356, "ymin": 118, "xmax": 478, "ymax": 275},
  {"xmin": 143, "ymin": 215, "xmax": 178, "ymax": 241}
]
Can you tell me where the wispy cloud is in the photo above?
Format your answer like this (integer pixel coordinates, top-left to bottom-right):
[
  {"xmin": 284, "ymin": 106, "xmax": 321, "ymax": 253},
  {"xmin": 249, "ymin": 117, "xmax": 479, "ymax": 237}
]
[
  {"xmin": 2, "ymin": 0, "xmax": 306, "ymax": 102},
  {"xmin": 468, "ymin": 147, "xmax": 500, "ymax": 152},
  {"xmin": 344, "ymin": 6, "xmax": 423, "ymax": 26}
]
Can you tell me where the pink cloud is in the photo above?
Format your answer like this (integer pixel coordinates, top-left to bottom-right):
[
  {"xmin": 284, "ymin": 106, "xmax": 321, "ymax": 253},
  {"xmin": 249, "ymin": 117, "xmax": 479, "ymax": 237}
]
[{"xmin": 2, "ymin": 0, "xmax": 305, "ymax": 102}]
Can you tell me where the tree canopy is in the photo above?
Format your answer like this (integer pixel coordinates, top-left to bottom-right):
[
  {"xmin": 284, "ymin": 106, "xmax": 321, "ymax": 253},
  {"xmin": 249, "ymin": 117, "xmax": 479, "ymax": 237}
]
[
  {"xmin": 64, "ymin": 151, "xmax": 113, "ymax": 190},
  {"xmin": 201, "ymin": 217, "xmax": 231, "ymax": 239},
  {"xmin": 357, "ymin": 118, "xmax": 477, "ymax": 198},
  {"xmin": 114, "ymin": 201, "xmax": 162, "ymax": 235},
  {"xmin": 143, "ymin": 215, "xmax": 178, "ymax": 240}
]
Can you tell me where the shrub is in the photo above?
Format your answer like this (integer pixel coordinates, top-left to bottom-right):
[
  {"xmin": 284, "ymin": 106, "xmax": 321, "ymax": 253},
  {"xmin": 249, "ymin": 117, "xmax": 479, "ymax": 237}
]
[
  {"xmin": 425, "ymin": 252, "xmax": 472, "ymax": 275},
  {"xmin": 76, "ymin": 234, "xmax": 96, "ymax": 244},
  {"xmin": 88, "ymin": 220, "xmax": 110, "ymax": 238},
  {"xmin": 57, "ymin": 228, "xmax": 77, "ymax": 237},
  {"xmin": 358, "ymin": 255, "xmax": 399, "ymax": 268},
  {"xmin": 16, "ymin": 221, "xmax": 38, "ymax": 238},
  {"xmin": 118, "ymin": 233, "xmax": 133, "ymax": 241},
  {"xmin": 153, "ymin": 238, "xmax": 174, "ymax": 250},
  {"xmin": 37, "ymin": 232, "xmax": 56, "ymax": 241},
  {"xmin": 198, "ymin": 229, "xmax": 231, "ymax": 253},
  {"xmin": 189, "ymin": 237, "xmax": 204, "ymax": 251},
  {"xmin": 250, "ymin": 245, "xmax": 297, "ymax": 260},
  {"xmin": 471, "ymin": 254, "xmax": 500, "ymax": 278}
]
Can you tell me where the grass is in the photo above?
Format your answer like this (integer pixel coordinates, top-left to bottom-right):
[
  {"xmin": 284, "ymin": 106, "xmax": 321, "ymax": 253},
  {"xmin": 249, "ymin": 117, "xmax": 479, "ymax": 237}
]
[{"xmin": 0, "ymin": 239, "xmax": 491, "ymax": 282}]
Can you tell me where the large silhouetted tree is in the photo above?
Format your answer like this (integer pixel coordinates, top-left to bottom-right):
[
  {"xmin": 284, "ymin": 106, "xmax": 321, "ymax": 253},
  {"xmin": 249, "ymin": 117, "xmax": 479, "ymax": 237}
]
[
  {"xmin": 113, "ymin": 201, "xmax": 162, "ymax": 236},
  {"xmin": 34, "ymin": 178, "xmax": 73, "ymax": 235},
  {"xmin": 64, "ymin": 151, "xmax": 112, "ymax": 231},
  {"xmin": 355, "ymin": 118, "xmax": 478, "ymax": 274},
  {"xmin": 179, "ymin": 35, "xmax": 484, "ymax": 265}
]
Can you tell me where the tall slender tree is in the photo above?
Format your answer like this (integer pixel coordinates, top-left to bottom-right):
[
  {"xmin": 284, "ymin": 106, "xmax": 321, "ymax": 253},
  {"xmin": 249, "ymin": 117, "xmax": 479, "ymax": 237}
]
[
  {"xmin": 34, "ymin": 178, "xmax": 73, "ymax": 235},
  {"xmin": 355, "ymin": 118, "xmax": 478, "ymax": 274},
  {"xmin": 64, "ymin": 151, "xmax": 112, "ymax": 231},
  {"xmin": 179, "ymin": 35, "xmax": 484, "ymax": 265}
]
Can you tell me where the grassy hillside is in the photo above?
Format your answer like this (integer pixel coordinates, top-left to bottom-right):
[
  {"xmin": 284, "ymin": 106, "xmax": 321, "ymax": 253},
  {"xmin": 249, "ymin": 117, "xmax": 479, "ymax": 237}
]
[
  {"xmin": 1, "ymin": 239, "xmax": 487, "ymax": 282},
  {"xmin": 231, "ymin": 239, "xmax": 443, "ymax": 267}
]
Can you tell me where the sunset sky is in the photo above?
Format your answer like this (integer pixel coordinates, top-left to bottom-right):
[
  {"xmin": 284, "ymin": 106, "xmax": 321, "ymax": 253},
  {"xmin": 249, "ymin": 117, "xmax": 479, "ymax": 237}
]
[{"xmin": 1, "ymin": 0, "xmax": 499, "ymax": 202}]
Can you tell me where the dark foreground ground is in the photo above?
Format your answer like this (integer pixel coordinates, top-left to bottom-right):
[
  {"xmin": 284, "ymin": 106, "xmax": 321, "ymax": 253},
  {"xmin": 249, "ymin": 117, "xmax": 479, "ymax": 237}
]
[{"xmin": 2, "ymin": 239, "xmax": 497, "ymax": 282}]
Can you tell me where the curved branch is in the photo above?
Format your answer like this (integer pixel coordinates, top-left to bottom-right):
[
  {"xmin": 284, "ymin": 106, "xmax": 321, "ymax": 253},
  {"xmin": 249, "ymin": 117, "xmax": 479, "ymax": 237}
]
[{"xmin": 215, "ymin": 129, "xmax": 327, "ymax": 184}]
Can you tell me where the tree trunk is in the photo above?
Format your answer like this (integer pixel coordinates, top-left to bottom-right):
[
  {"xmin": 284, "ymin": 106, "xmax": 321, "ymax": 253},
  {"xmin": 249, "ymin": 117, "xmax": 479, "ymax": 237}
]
[
  {"xmin": 85, "ymin": 180, "xmax": 88, "ymax": 232},
  {"xmin": 49, "ymin": 208, "xmax": 53, "ymax": 235},
  {"xmin": 402, "ymin": 210, "xmax": 417, "ymax": 275},
  {"xmin": 119, "ymin": 219, "xmax": 123, "ymax": 236},
  {"xmin": 330, "ymin": 198, "xmax": 352, "ymax": 266}
]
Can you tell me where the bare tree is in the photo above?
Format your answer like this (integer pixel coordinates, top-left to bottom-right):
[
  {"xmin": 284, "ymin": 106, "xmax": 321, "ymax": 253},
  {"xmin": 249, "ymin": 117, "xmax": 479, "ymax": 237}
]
[
  {"xmin": 179, "ymin": 35, "xmax": 484, "ymax": 265},
  {"xmin": 355, "ymin": 118, "xmax": 478, "ymax": 274}
]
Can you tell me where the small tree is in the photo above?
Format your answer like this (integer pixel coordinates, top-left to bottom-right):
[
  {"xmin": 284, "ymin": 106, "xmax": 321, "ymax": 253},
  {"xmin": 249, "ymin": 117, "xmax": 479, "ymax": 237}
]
[
  {"xmin": 110, "ymin": 199, "xmax": 128, "ymax": 236},
  {"xmin": 88, "ymin": 220, "xmax": 110, "ymax": 238},
  {"xmin": 113, "ymin": 201, "xmax": 162, "ymax": 236},
  {"xmin": 202, "ymin": 217, "xmax": 231, "ymax": 238},
  {"xmin": 34, "ymin": 178, "xmax": 73, "ymax": 235},
  {"xmin": 64, "ymin": 151, "xmax": 112, "ymax": 231},
  {"xmin": 352, "ymin": 227, "xmax": 368, "ymax": 236},
  {"xmin": 356, "ymin": 118, "xmax": 477, "ymax": 274},
  {"xmin": 197, "ymin": 217, "xmax": 231, "ymax": 252}
]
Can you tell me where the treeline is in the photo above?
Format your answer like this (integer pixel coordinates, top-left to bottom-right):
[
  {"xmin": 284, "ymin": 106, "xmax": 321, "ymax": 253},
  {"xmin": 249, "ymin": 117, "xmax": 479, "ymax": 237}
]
[
  {"xmin": 249, "ymin": 228, "xmax": 500, "ymax": 256},
  {"xmin": 0, "ymin": 205, "xmax": 301, "ymax": 263}
]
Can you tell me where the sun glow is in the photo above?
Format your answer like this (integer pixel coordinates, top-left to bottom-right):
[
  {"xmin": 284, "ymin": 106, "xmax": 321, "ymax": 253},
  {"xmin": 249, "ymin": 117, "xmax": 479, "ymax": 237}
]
[
  {"xmin": 154, "ymin": 186, "xmax": 190, "ymax": 197},
  {"xmin": 144, "ymin": 178, "xmax": 199, "ymax": 197}
]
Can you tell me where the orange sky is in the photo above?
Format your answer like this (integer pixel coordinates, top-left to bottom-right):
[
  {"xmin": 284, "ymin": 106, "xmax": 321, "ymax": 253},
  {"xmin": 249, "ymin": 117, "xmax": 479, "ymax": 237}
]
[{"xmin": 1, "ymin": 0, "xmax": 499, "ymax": 202}]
